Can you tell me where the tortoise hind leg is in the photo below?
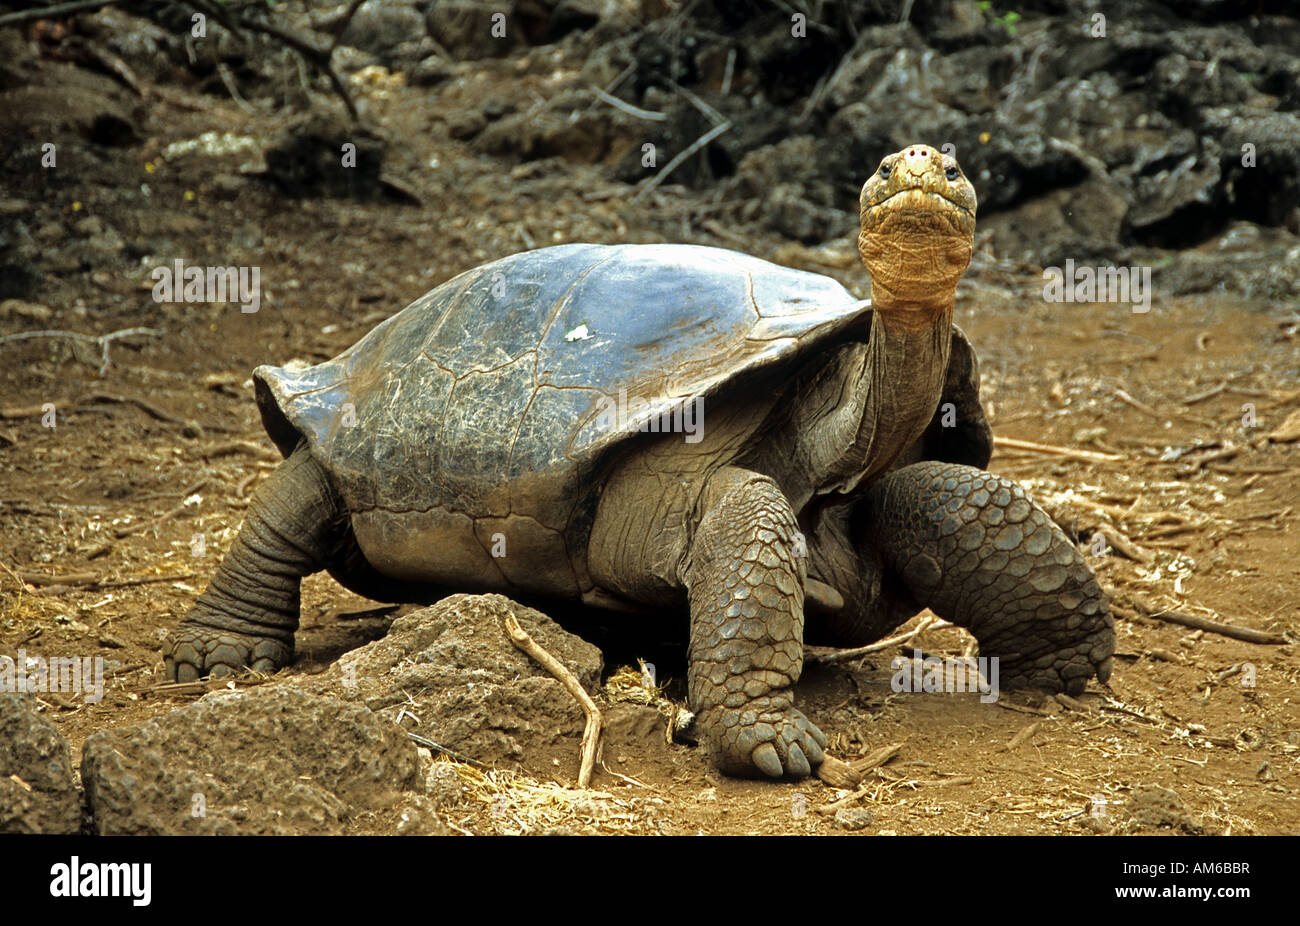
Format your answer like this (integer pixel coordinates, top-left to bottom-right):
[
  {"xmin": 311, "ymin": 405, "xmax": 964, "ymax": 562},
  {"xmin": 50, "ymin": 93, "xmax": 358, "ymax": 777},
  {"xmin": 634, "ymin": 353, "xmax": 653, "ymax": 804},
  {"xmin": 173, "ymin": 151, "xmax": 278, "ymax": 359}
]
[
  {"xmin": 858, "ymin": 461, "xmax": 1115, "ymax": 695},
  {"xmin": 165, "ymin": 442, "xmax": 348, "ymax": 681}
]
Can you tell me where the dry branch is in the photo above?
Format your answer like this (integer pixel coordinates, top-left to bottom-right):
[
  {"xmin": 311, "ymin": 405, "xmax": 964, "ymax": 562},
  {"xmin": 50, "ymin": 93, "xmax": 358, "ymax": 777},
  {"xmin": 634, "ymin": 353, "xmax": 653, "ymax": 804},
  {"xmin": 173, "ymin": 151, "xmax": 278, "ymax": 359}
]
[
  {"xmin": 78, "ymin": 391, "xmax": 187, "ymax": 425},
  {"xmin": 1129, "ymin": 596, "xmax": 1285, "ymax": 645},
  {"xmin": 16, "ymin": 570, "xmax": 98, "ymax": 587},
  {"xmin": 994, "ymin": 436, "xmax": 1123, "ymax": 465},
  {"xmin": 815, "ymin": 784, "xmax": 872, "ymax": 815},
  {"xmin": 1002, "ymin": 720, "xmax": 1042, "ymax": 751},
  {"xmin": 632, "ymin": 120, "xmax": 732, "ymax": 205},
  {"xmin": 1113, "ymin": 388, "xmax": 1163, "ymax": 419},
  {"xmin": 20, "ymin": 570, "xmax": 197, "ymax": 592},
  {"xmin": 504, "ymin": 613, "xmax": 603, "ymax": 788},
  {"xmin": 807, "ymin": 617, "xmax": 951, "ymax": 664},
  {"xmin": 0, "ymin": 0, "xmax": 122, "ymax": 27},
  {"xmin": 0, "ymin": 327, "xmax": 161, "ymax": 375},
  {"xmin": 814, "ymin": 754, "xmax": 862, "ymax": 789},
  {"xmin": 850, "ymin": 741, "xmax": 904, "ymax": 774}
]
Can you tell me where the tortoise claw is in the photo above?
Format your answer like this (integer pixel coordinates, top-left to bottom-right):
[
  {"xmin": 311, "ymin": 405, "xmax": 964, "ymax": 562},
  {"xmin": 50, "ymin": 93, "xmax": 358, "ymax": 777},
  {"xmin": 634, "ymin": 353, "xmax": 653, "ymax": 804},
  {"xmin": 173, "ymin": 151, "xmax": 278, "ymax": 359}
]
[
  {"xmin": 164, "ymin": 623, "xmax": 292, "ymax": 681},
  {"xmin": 706, "ymin": 699, "xmax": 826, "ymax": 780}
]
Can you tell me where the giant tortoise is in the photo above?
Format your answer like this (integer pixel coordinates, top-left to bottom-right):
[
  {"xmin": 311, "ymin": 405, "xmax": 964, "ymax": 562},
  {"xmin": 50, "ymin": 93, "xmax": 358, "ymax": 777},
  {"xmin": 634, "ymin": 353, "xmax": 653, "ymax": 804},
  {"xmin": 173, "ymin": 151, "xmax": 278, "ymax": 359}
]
[{"xmin": 167, "ymin": 145, "xmax": 1114, "ymax": 779}]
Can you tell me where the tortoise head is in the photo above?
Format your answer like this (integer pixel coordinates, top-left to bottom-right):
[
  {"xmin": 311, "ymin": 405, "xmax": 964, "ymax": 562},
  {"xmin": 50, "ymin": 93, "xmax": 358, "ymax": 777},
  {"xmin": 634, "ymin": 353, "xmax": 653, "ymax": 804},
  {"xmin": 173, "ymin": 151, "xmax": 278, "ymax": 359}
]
[{"xmin": 857, "ymin": 144, "xmax": 976, "ymax": 321}]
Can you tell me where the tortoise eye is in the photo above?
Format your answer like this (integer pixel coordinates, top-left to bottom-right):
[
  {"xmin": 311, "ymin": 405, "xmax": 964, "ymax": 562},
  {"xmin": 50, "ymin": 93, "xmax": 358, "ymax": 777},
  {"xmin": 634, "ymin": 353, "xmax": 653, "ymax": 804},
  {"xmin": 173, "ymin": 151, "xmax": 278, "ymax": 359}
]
[
  {"xmin": 945, "ymin": 166, "xmax": 958, "ymax": 180},
  {"xmin": 879, "ymin": 164, "xmax": 891, "ymax": 179}
]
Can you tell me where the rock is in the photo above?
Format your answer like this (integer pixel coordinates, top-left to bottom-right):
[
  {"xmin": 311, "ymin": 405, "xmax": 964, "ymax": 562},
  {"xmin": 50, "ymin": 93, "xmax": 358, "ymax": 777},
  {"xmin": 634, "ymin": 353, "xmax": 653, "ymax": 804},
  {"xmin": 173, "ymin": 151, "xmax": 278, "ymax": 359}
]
[
  {"xmin": 1218, "ymin": 112, "xmax": 1300, "ymax": 228},
  {"xmin": 446, "ymin": 110, "xmax": 488, "ymax": 141},
  {"xmin": 0, "ymin": 299, "xmax": 53, "ymax": 322},
  {"xmin": 1157, "ymin": 225, "xmax": 1300, "ymax": 299},
  {"xmin": 603, "ymin": 703, "xmax": 664, "ymax": 747},
  {"xmin": 131, "ymin": 208, "xmax": 204, "ymax": 238},
  {"xmin": 475, "ymin": 102, "xmax": 624, "ymax": 163},
  {"xmin": 1123, "ymin": 784, "xmax": 1205, "ymax": 835},
  {"xmin": 954, "ymin": 122, "xmax": 1090, "ymax": 213},
  {"xmin": 0, "ymin": 78, "xmax": 140, "ymax": 151},
  {"xmin": 81, "ymin": 687, "xmax": 420, "ymax": 835},
  {"xmin": 824, "ymin": 25, "xmax": 927, "ymax": 111},
  {"xmin": 80, "ymin": 220, "xmax": 126, "ymax": 258},
  {"xmin": 394, "ymin": 794, "xmax": 454, "ymax": 835},
  {"xmin": 1125, "ymin": 146, "xmax": 1223, "ymax": 246},
  {"xmin": 410, "ymin": 55, "xmax": 455, "ymax": 87},
  {"xmin": 427, "ymin": 1, "xmax": 520, "ymax": 60},
  {"xmin": 303, "ymin": 594, "xmax": 603, "ymax": 772},
  {"xmin": 336, "ymin": 0, "xmax": 426, "ymax": 62},
  {"xmin": 0, "ymin": 694, "xmax": 81, "ymax": 834},
  {"xmin": 834, "ymin": 807, "xmax": 874, "ymax": 831},
  {"xmin": 424, "ymin": 761, "xmax": 470, "ymax": 806},
  {"xmin": 481, "ymin": 96, "xmax": 516, "ymax": 121},
  {"xmin": 731, "ymin": 137, "xmax": 854, "ymax": 244},
  {"xmin": 983, "ymin": 175, "xmax": 1130, "ymax": 265},
  {"xmin": 73, "ymin": 216, "xmax": 104, "ymax": 237},
  {"xmin": 762, "ymin": 184, "xmax": 854, "ymax": 244},
  {"xmin": 204, "ymin": 174, "xmax": 246, "ymax": 202},
  {"xmin": 33, "ymin": 222, "xmax": 63, "ymax": 243},
  {"xmin": 262, "ymin": 113, "xmax": 389, "ymax": 200}
]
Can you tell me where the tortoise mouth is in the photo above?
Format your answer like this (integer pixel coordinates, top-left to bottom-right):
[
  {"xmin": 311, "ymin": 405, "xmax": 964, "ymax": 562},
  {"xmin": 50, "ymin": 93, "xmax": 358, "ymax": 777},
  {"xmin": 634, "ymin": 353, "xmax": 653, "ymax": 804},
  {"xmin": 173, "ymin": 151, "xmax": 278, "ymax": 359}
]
[
  {"xmin": 872, "ymin": 187, "xmax": 973, "ymax": 216},
  {"xmin": 868, "ymin": 187, "xmax": 972, "ymax": 218},
  {"xmin": 862, "ymin": 187, "xmax": 976, "ymax": 239}
]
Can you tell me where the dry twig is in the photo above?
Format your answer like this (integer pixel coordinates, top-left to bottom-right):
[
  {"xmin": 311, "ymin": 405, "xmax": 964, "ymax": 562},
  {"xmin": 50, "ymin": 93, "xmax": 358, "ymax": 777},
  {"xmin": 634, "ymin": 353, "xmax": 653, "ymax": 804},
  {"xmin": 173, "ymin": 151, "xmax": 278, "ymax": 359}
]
[
  {"xmin": 994, "ymin": 436, "xmax": 1123, "ymax": 465},
  {"xmin": 807, "ymin": 616, "xmax": 951, "ymax": 664},
  {"xmin": 504, "ymin": 613, "xmax": 603, "ymax": 788},
  {"xmin": 0, "ymin": 327, "xmax": 161, "ymax": 375},
  {"xmin": 1128, "ymin": 595, "xmax": 1285, "ymax": 645}
]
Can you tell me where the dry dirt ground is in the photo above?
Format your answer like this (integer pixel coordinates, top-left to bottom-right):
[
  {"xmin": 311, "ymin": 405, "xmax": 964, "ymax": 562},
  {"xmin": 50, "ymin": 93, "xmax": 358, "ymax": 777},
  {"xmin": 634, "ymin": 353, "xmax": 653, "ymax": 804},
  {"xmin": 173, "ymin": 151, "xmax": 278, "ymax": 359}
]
[{"xmin": 1, "ymin": 44, "xmax": 1297, "ymax": 835}]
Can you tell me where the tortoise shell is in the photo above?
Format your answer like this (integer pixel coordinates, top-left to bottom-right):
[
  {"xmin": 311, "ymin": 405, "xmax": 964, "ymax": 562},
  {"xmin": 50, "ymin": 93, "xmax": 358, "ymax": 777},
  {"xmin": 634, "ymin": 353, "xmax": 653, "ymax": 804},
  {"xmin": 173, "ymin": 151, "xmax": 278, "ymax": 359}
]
[{"xmin": 254, "ymin": 243, "xmax": 872, "ymax": 599}]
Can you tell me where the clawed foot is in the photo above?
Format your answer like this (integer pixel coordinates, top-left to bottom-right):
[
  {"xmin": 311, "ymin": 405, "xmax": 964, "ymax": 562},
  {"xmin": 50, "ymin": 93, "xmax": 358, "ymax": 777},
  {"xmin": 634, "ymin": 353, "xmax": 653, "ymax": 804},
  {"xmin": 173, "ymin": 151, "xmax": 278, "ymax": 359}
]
[
  {"xmin": 164, "ymin": 623, "xmax": 292, "ymax": 682},
  {"xmin": 986, "ymin": 624, "xmax": 1115, "ymax": 697},
  {"xmin": 704, "ymin": 695, "xmax": 827, "ymax": 779}
]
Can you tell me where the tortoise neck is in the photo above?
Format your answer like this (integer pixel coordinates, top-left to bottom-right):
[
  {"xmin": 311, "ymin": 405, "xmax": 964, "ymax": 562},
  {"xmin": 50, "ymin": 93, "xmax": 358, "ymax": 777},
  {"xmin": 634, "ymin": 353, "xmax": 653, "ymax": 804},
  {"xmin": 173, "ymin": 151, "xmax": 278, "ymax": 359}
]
[
  {"xmin": 751, "ymin": 306, "xmax": 953, "ymax": 509},
  {"xmin": 826, "ymin": 305, "xmax": 953, "ymax": 493},
  {"xmin": 867, "ymin": 290, "xmax": 957, "ymax": 330}
]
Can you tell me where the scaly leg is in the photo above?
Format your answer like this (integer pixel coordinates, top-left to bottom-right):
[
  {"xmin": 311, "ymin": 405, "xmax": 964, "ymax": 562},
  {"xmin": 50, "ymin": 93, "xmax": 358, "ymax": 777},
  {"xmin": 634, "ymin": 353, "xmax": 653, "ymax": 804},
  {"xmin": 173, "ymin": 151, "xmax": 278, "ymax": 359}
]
[
  {"xmin": 683, "ymin": 467, "xmax": 827, "ymax": 778},
  {"xmin": 858, "ymin": 461, "xmax": 1114, "ymax": 694},
  {"xmin": 165, "ymin": 443, "xmax": 347, "ymax": 681}
]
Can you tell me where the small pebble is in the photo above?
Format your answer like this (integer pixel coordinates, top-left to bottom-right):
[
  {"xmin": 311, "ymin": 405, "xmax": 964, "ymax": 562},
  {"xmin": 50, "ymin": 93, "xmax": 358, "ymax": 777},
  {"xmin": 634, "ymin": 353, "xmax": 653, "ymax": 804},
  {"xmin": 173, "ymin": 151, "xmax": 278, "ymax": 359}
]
[{"xmin": 834, "ymin": 807, "xmax": 874, "ymax": 831}]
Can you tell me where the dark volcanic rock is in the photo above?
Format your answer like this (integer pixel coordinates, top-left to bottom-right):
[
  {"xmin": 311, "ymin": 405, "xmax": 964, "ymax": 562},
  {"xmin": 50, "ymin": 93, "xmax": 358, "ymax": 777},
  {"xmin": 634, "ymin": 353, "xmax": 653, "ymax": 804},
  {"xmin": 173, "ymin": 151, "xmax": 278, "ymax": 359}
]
[
  {"xmin": 336, "ymin": 0, "xmax": 426, "ymax": 60},
  {"xmin": 262, "ymin": 113, "xmax": 390, "ymax": 200},
  {"xmin": 82, "ymin": 687, "xmax": 420, "ymax": 835},
  {"xmin": 0, "ymin": 694, "xmax": 81, "ymax": 834},
  {"xmin": 427, "ymin": 1, "xmax": 522, "ymax": 60}
]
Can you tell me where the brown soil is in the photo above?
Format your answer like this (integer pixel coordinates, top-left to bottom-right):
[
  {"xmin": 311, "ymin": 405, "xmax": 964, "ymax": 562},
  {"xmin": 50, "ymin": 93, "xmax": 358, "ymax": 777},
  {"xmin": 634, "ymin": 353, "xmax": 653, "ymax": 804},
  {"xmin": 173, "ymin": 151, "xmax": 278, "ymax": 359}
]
[{"xmin": 1, "ymin": 45, "xmax": 1297, "ymax": 836}]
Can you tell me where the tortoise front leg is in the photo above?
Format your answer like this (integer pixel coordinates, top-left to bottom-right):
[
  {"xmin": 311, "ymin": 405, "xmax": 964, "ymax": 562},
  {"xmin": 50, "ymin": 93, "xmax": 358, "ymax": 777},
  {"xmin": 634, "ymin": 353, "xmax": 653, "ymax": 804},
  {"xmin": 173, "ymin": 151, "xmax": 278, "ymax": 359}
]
[
  {"xmin": 682, "ymin": 467, "xmax": 827, "ymax": 779},
  {"xmin": 857, "ymin": 461, "xmax": 1115, "ymax": 694},
  {"xmin": 165, "ymin": 442, "xmax": 346, "ymax": 681}
]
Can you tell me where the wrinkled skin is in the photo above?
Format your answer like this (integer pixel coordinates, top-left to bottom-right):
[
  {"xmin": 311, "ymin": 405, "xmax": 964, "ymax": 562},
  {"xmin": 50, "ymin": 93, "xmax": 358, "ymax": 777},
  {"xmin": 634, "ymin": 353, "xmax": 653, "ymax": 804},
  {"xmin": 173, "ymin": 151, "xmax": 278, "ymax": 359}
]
[
  {"xmin": 166, "ymin": 145, "xmax": 1114, "ymax": 781},
  {"xmin": 859, "ymin": 145, "xmax": 976, "ymax": 318}
]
